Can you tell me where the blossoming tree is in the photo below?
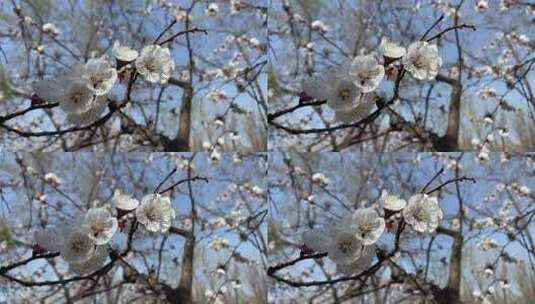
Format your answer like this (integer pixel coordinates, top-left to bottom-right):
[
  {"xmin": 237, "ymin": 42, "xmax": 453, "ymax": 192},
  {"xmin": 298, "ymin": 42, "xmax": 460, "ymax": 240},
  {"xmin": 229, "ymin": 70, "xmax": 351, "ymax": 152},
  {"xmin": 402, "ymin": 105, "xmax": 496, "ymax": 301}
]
[
  {"xmin": 268, "ymin": 152, "xmax": 535, "ymax": 303},
  {"xmin": 268, "ymin": 0, "xmax": 534, "ymax": 151},
  {"xmin": 0, "ymin": 0, "xmax": 267, "ymax": 152},
  {"xmin": 0, "ymin": 152, "xmax": 267, "ymax": 303}
]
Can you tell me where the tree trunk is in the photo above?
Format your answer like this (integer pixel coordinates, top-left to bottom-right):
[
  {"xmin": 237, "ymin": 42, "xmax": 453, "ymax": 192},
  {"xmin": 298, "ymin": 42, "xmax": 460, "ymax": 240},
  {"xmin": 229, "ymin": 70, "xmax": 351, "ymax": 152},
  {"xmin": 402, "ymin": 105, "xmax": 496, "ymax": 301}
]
[
  {"xmin": 165, "ymin": 78, "xmax": 193, "ymax": 152},
  {"xmin": 167, "ymin": 236, "xmax": 195, "ymax": 304},
  {"xmin": 440, "ymin": 235, "xmax": 464, "ymax": 304},
  {"xmin": 174, "ymin": 85, "xmax": 193, "ymax": 152},
  {"xmin": 436, "ymin": 74, "xmax": 462, "ymax": 151}
]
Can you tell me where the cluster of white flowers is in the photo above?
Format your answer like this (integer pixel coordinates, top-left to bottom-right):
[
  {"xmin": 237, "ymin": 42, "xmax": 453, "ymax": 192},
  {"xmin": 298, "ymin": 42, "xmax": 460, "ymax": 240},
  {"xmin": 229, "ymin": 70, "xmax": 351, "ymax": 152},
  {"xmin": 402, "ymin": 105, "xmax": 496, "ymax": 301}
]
[
  {"xmin": 34, "ymin": 56, "xmax": 114, "ymax": 125},
  {"xmin": 303, "ymin": 222, "xmax": 376, "ymax": 274},
  {"xmin": 33, "ymin": 42, "xmax": 175, "ymax": 125},
  {"xmin": 303, "ymin": 207, "xmax": 383, "ymax": 273},
  {"xmin": 33, "ymin": 191, "xmax": 177, "ymax": 274},
  {"xmin": 34, "ymin": 207, "xmax": 117, "ymax": 274},
  {"xmin": 302, "ymin": 37, "xmax": 442, "ymax": 122},
  {"xmin": 401, "ymin": 194, "xmax": 443, "ymax": 233},
  {"xmin": 301, "ymin": 70, "xmax": 376, "ymax": 123},
  {"xmin": 113, "ymin": 191, "xmax": 176, "ymax": 233},
  {"xmin": 302, "ymin": 190, "xmax": 444, "ymax": 274}
]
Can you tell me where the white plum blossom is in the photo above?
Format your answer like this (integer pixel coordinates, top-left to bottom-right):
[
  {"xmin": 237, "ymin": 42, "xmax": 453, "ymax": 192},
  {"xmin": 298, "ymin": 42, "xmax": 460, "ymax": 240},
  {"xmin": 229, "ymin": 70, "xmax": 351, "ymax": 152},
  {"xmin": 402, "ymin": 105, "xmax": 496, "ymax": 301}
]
[
  {"xmin": 475, "ymin": 0, "xmax": 489, "ymax": 12},
  {"xmin": 113, "ymin": 190, "xmax": 139, "ymax": 211},
  {"xmin": 303, "ymin": 69, "xmax": 377, "ymax": 121},
  {"xmin": 61, "ymin": 80, "xmax": 98, "ymax": 113},
  {"xmin": 34, "ymin": 76, "xmax": 96, "ymax": 115},
  {"xmin": 380, "ymin": 190, "xmax": 407, "ymax": 211},
  {"xmin": 343, "ymin": 208, "xmax": 385, "ymax": 245},
  {"xmin": 498, "ymin": 128, "xmax": 510, "ymax": 137},
  {"xmin": 251, "ymin": 186, "xmax": 264, "ymax": 196},
  {"xmin": 402, "ymin": 41, "xmax": 442, "ymax": 81},
  {"xmin": 479, "ymin": 237, "xmax": 498, "ymax": 251},
  {"xmin": 44, "ymin": 172, "xmax": 62, "ymax": 185},
  {"xmin": 303, "ymin": 227, "xmax": 365, "ymax": 265},
  {"xmin": 349, "ymin": 54, "xmax": 385, "ymax": 92},
  {"xmin": 311, "ymin": 20, "xmax": 328, "ymax": 32},
  {"xmin": 499, "ymin": 280, "xmax": 511, "ymax": 289},
  {"xmin": 378, "ymin": 37, "xmax": 406, "ymax": 59},
  {"xmin": 69, "ymin": 245, "xmax": 107, "ymax": 275},
  {"xmin": 79, "ymin": 57, "xmax": 118, "ymax": 96},
  {"xmin": 136, "ymin": 194, "xmax": 176, "ymax": 232},
  {"xmin": 230, "ymin": 0, "xmax": 242, "ymax": 14},
  {"xmin": 112, "ymin": 41, "xmax": 139, "ymax": 62},
  {"xmin": 479, "ymin": 87, "xmax": 498, "ymax": 99},
  {"xmin": 61, "ymin": 228, "xmax": 96, "ymax": 263},
  {"xmin": 302, "ymin": 70, "xmax": 375, "ymax": 121},
  {"xmin": 84, "ymin": 207, "xmax": 118, "ymax": 245},
  {"xmin": 210, "ymin": 237, "xmax": 230, "ymax": 251},
  {"xmin": 478, "ymin": 145, "xmax": 490, "ymax": 163},
  {"xmin": 65, "ymin": 96, "xmax": 107, "ymax": 125},
  {"xmin": 325, "ymin": 77, "xmax": 361, "ymax": 111},
  {"xmin": 34, "ymin": 226, "xmax": 67, "ymax": 252},
  {"xmin": 42, "ymin": 23, "xmax": 60, "ymax": 36},
  {"xmin": 34, "ymin": 58, "xmax": 114, "ymax": 120},
  {"xmin": 135, "ymin": 45, "xmax": 175, "ymax": 84},
  {"xmin": 484, "ymin": 265, "xmax": 495, "ymax": 276},
  {"xmin": 209, "ymin": 89, "xmax": 228, "ymax": 102},
  {"xmin": 403, "ymin": 194, "xmax": 443, "ymax": 233},
  {"xmin": 311, "ymin": 173, "xmax": 329, "ymax": 185},
  {"xmin": 33, "ymin": 219, "xmax": 112, "ymax": 272},
  {"xmin": 519, "ymin": 185, "xmax": 531, "ymax": 195},
  {"xmin": 210, "ymin": 149, "xmax": 222, "ymax": 163},
  {"xmin": 483, "ymin": 115, "xmax": 494, "ymax": 124},
  {"xmin": 334, "ymin": 93, "xmax": 375, "ymax": 123},
  {"xmin": 336, "ymin": 244, "xmax": 375, "ymax": 275},
  {"xmin": 206, "ymin": 3, "xmax": 219, "ymax": 16},
  {"xmin": 231, "ymin": 280, "xmax": 242, "ymax": 289}
]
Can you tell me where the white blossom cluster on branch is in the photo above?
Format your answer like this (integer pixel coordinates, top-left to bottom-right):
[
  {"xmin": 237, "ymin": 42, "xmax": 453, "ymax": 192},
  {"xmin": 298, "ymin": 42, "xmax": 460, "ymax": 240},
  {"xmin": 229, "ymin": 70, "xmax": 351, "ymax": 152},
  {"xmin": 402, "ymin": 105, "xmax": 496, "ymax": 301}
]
[
  {"xmin": 33, "ymin": 43, "xmax": 175, "ymax": 125},
  {"xmin": 302, "ymin": 191, "xmax": 443, "ymax": 273},
  {"xmin": 33, "ymin": 191, "xmax": 175, "ymax": 275},
  {"xmin": 301, "ymin": 38, "xmax": 442, "ymax": 123}
]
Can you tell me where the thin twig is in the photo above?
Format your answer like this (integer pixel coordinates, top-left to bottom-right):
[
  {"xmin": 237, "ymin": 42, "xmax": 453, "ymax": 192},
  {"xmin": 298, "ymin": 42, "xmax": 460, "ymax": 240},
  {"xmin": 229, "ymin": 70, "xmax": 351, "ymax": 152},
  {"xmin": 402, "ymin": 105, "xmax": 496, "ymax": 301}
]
[
  {"xmin": 154, "ymin": 167, "xmax": 178, "ymax": 193},
  {"xmin": 158, "ymin": 28, "xmax": 207, "ymax": 45},
  {"xmin": 426, "ymin": 177, "xmax": 476, "ymax": 195},
  {"xmin": 158, "ymin": 176, "xmax": 208, "ymax": 195},
  {"xmin": 153, "ymin": 19, "xmax": 177, "ymax": 44},
  {"xmin": 426, "ymin": 24, "xmax": 476, "ymax": 42},
  {"xmin": 420, "ymin": 168, "xmax": 445, "ymax": 193},
  {"xmin": 420, "ymin": 14, "xmax": 445, "ymax": 40}
]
